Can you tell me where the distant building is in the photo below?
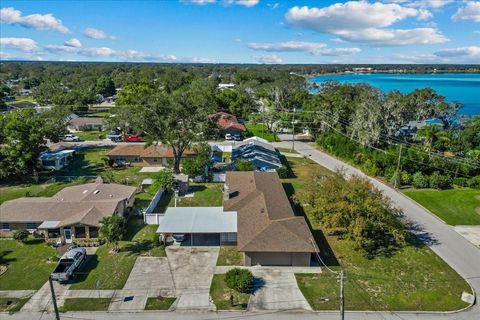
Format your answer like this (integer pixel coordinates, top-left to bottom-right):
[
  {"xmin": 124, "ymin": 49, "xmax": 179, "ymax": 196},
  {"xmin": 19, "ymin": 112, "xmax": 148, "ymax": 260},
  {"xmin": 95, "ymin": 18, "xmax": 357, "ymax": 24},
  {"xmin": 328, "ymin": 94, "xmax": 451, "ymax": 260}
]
[
  {"xmin": 107, "ymin": 144, "xmax": 196, "ymax": 166},
  {"xmin": 209, "ymin": 112, "xmax": 246, "ymax": 136},
  {"xmin": 68, "ymin": 117, "xmax": 104, "ymax": 131},
  {"xmin": 232, "ymin": 136, "xmax": 282, "ymax": 171},
  {"xmin": 38, "ymin": 149, "xmax": 76, "ymax": 171},
  {"xmin": 218, "ymin": 83, "xmax": 235, "ymax": 90}
]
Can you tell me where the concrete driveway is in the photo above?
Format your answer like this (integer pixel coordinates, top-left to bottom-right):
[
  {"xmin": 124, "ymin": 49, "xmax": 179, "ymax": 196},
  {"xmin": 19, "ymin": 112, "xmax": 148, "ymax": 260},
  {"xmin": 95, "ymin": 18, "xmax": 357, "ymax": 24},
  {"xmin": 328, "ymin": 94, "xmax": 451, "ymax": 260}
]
[
  {"xmin": 166, "ymin": 246, "xmax": 219, "ymax": 310},
  {"xmin": 109, "ymin": 257, "xmax": 175, "ymax": 311},
  {"xmin": 248, "ymin": 268, "xmax": 312, "ymax": 311}
]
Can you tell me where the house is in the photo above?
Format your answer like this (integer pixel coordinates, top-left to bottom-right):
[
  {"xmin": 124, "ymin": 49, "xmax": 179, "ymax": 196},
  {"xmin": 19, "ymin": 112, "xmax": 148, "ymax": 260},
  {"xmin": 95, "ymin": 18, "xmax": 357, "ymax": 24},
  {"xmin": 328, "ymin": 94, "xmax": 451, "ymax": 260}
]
[
  {"xmin": 19, "ymin": 89, "xmax": 32, "ymax": 96},
  {"xmin": 218, "ymin": 83, "xmax": 235, "ymax": 90},
  {"xmin": 232, "ymin": 136, "xmax": 282, "ymax": 171},
  {"xmin": 68, "ymin": 117, "xmax": 104, "ymax": 131},
  {"xmin": 156, "ymin": 171, "xmax": 316, "ymax": 266},
  {"xmin": 0, "ymin": 180, "xmax": 137, "ymax": 243},
  {"xmin": 209, "ymin": 112, "xmax": 246, "ymax": 136},
  {"xmin": 107, "ymin": 144, "xmax": 196, "ymax": 166},
  {"xmin": 225, "ymin": 172, "xmax": 316, "ymax": 266},
  {"xmin": 38, "ymin": 149, "xmax": 76, "ymax": 171}
]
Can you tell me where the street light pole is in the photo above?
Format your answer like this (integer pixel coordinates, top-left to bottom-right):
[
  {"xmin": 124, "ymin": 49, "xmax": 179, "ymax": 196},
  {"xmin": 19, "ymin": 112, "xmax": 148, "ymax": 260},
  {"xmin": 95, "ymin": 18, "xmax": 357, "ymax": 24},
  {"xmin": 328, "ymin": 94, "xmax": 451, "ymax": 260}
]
[
  {"xmin": 48, "ymin": 276, "xmax": 60, "ymax": 320},
  {"xmin": 340, "ymin": 270, "xmax": 345, "ymax": 320},
  {"xmin": 291, "ymin": 107, "xmax": 296, "ymax": 152}
]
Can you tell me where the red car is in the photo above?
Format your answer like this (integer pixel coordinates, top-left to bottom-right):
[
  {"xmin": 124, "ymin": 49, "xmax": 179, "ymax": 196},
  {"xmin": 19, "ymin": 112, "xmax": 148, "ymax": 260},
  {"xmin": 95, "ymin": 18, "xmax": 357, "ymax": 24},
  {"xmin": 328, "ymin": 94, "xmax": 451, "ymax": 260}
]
[{"xmin": 124, "ymin": 134, "xmax": 144, "ymax": 142}]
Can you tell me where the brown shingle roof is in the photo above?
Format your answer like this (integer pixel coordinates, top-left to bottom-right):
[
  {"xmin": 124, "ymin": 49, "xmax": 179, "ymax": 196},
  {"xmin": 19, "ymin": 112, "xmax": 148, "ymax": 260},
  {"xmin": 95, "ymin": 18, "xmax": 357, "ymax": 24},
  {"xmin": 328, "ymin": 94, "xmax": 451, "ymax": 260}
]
[
  {"xmin": 224, "ymin": 172, "xmax": 316, "ymax": 253},
  {"xmin": 69, "ymin": 117, "xmax": 104, "ymax": 126},
  {"xmin": 107, "ymin": 144, "xmax": 196, "ymax": 158},
  {"xmin": 0, "ymin": 182, "xmax": 136, "ymax": 227}
]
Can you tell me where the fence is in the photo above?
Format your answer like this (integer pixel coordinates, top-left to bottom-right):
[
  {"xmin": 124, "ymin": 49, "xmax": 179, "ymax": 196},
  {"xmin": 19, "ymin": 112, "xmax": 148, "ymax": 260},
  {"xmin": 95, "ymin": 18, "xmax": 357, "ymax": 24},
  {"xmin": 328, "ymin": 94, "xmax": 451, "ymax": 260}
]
[{"xmin": 144, "ymin": 188, "xmax": 165, "ymax": 225}]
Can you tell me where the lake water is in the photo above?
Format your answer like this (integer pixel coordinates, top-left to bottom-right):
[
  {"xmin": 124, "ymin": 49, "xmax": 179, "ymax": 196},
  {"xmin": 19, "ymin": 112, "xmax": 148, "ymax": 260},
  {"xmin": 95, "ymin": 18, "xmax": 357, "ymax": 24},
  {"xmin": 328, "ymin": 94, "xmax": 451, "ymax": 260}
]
[{"xmin": 309, "ymin": 73, "xmax": 480, "ymax": 116}]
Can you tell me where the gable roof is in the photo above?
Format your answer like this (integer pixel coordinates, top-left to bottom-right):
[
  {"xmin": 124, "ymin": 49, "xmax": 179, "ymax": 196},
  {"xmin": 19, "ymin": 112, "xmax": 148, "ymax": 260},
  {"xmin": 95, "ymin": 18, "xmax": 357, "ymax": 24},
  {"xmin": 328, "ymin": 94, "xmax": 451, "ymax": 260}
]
[
  {"xmin": 0, "ymin": 182, "xmax": 136, "ymax": 227},
  {"xmin": 107, "ymin": 144, "xmax": 196, "ymax": 158},
  {"xmin": 232, "ymin": 139, "xmax": 282, "ymax": 169},
  {"xmin": 69, "ymin": 117, "xmax": 104, "ymax": 126},
  {"xmin": 209, "ymin": 112, "xmax": 246, "ymax": 132},
  {"xmin": 223, "ymin": 171, "xmax": 315, "ymax": 253}
]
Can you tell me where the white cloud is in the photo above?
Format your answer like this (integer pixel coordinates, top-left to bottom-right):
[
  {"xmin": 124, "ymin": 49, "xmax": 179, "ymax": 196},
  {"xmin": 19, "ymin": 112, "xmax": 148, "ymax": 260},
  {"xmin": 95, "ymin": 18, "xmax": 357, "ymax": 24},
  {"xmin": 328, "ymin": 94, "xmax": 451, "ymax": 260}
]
[
  {"xmin": 64, "ymin": 38, "xmax": 82, "ymax": 48},
  {"xmin": 225, "ymin": 0, "xmax": 259, "ymax": 7},
  {"xmin": 84, "ymin": 27, "xmax": 110, "ymax": 39},
  {"xmin": 268, "ymin": 3, "xmax": 279, "ymax": 10},
  {"xmin": 0, "ymin": 37, "xmax": 38, "ymax": 52},
  {"xmin": 474, "ymin": 30, "xmax": 480, "ymax": 34},
  {"xmin": 417, "ymin": 9, "xmax": 433, "ymax": 21},
  {"xmin": 394, "ymin": 46, "xmax": 480, "ymax": 63},
  {"xmin": 434, "ymin": 46, "xmax": 480, "ymax": 59},
  {"xmin": 0, "ymin": 7, "xmax": 69, "ymax": 33},
  {"xmin": 0, "ymin": 51, "xmax": 43, "ymax": 61},
  {"xmin": 285, "ymin": 1, "xmax": 447, "ymax": 46},
  {"xmin": 247, "ymin": 41, "xmax": 360, "ymax": 56},
  {"xmin": 408, "ymin": 0, "xmax": 454, "ymax": 9},
  {"xmin": 45, "ymin": 44, "xmax": 82, "ymax": 53},
  {"xmin": 452, "ymin": 1, "xmax": 480, "ymax": 23},
  {"xmin": 253, "ymin": 54, "xmax": 282, "ymax": 64}
]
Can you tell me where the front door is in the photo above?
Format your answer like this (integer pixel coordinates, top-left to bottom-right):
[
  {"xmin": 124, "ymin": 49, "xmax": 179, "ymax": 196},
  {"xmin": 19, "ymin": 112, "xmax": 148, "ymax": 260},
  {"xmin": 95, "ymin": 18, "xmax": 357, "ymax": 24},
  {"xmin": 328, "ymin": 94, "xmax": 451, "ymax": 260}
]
[{"xmin": 64, "ymin": 228, "xmax": 72, "ymax": 243}]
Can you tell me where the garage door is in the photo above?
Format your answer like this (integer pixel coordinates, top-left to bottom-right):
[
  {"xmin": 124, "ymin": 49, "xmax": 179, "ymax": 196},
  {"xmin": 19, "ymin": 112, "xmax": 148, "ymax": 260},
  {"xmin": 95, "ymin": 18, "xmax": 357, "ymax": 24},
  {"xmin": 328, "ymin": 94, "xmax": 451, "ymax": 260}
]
[{"xmin": 248, "ymin": 252, "xmax": 292, "ymax": 266}]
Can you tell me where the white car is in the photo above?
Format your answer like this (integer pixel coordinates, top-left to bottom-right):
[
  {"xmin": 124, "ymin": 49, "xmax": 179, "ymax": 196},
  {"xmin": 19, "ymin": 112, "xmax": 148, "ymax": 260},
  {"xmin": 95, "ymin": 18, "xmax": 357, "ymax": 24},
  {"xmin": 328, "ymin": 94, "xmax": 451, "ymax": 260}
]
[
  {"xmin": 61, "ymin": 134, "xmax": 80, "ymax": 142},
  {"xmin": 225, "ymin": 133, "xmax": 233, "ymax": 140}
]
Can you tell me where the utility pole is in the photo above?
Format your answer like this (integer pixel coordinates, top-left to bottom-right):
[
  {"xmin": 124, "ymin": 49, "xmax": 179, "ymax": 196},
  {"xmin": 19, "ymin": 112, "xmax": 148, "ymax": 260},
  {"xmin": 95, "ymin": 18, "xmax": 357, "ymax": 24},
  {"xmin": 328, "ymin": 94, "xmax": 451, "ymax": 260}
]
[
  {"xmin": 340, "ymin": 270, "xmax": 345, "ymax": 320},
  {"xmin": 394, "ymin": 144, "xmax": 403, "ymax": 189},
  {"xmin": 291, "ymin": 108, "xmax": 296, "ymax": 152},
  {"xmin": 48, "ymin": 276, "xmax": 60, "ymax": 320}
]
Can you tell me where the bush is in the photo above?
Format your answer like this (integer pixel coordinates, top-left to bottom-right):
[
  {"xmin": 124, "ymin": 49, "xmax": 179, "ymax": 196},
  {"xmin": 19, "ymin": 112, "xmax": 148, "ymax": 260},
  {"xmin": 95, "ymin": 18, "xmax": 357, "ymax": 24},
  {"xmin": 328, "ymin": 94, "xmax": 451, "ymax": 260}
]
[
  {"xmin": 152, "ymin": 233, "xmax": 160, "ymax": 247},
  {"xmin": 276, "ymin": 166, "xmax": 288, "ymax": 179},
  {"xmin": 412, "ymin": 172, "xmax": 429, "ymax": 188},
  {"xmin": 453, "ymin": 177, "xmax": 468, "ymax": 187},
  {"xmin": 401, "ymin": 171, "xmax": 412, "ymax": 185},
  {"xmin": 468, "ymin": 176, "xmax": 480, "ymax": 189},
  {"xmin": 429, "ymin": 172, "xmax": 452, "ymax": 190},
  {"xmin": 13, "ymin": 229, "xmax": 30, "ymax": 242},
  {"xmin": 235, "ymin": 160, "xmax": 254, "ymax": 171},
  {"xmin": 225, "ymin": 268, "xmax": 254, "ymax": 293}
]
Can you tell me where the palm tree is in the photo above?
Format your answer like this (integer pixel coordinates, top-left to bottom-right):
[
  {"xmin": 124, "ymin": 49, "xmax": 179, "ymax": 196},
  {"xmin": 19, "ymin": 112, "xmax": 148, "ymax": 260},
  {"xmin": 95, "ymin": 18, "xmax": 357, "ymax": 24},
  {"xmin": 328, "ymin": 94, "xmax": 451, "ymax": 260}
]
[
  {"xmin": 99, "ymin": 215, "xmax": 125, "ymax": 252},
  {"xmin": 416, "ymin": 124, "xmax": 450, "ymax": 154}
]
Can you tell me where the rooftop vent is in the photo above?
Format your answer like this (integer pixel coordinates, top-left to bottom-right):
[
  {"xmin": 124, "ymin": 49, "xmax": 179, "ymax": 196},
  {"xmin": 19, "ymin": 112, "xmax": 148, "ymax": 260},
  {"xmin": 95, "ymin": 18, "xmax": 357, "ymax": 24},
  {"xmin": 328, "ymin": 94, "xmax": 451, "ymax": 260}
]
[{"xmin": 93, "ymin": 190, "xmax": 100, "ymax": 194}]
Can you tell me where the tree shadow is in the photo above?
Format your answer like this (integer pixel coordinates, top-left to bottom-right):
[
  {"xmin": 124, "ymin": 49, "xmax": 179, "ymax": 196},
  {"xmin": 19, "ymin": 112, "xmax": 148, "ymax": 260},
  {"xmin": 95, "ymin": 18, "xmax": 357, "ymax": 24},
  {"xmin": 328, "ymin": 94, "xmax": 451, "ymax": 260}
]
[
  {"xmin": 24, "ymin": 238, "xmax": 45, "ymax": 245},
  {"xmin": 279, "ymin": 155, "xmax": 297, "ymax": 179},
  {"xmin": 122, "ymin": 241, "xmax": 153, "ymax": 256},
  {"xmin": 282, "ymin": 182, "xmax": 305, "ymax": 217},
  {"xmin": 251, "ymin": 277, "xmax": 266, "ymax": 295},
  {"xmin": 0, "ymin": 250, "xmax": 16, "ymax": 265},
  {"xmin": 405, "ymin": 221, "xmax": 440, "ymax": 247},
  {"xmin": 71, "ymin": 254, "xmax": 98, "ymax": 284},
  {"xmin": 311, "ymin": 230, "xmax": 340, "ymax": 267},
  {"xmin": 189, "ymin": 185, "xmax": 207, "ymax": 193}
]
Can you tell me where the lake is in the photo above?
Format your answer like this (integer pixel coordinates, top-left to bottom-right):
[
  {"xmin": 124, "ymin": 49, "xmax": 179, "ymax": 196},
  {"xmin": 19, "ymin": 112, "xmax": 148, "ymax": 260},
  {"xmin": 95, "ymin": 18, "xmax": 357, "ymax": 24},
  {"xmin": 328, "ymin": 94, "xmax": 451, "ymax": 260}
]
[{"xmin": 309, "ymin": 73, "xmax": 480, "ymax": 116}]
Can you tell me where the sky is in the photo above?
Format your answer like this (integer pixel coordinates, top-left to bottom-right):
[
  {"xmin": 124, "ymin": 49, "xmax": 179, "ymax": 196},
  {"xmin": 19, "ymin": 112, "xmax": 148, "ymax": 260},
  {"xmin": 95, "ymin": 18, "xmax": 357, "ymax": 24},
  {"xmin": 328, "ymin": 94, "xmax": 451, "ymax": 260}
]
[{"xmin": 0, "ymin": 0, "xmax": 479, "ymax": 64}]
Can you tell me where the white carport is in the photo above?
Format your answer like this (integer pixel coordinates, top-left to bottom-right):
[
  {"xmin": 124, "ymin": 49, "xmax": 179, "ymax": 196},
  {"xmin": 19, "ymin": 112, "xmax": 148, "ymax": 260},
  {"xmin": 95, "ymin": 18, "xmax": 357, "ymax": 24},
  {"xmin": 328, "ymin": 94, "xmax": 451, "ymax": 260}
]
[{"xmin": 156, "ymin": 207, "xmax": 237, "ymax": 245}]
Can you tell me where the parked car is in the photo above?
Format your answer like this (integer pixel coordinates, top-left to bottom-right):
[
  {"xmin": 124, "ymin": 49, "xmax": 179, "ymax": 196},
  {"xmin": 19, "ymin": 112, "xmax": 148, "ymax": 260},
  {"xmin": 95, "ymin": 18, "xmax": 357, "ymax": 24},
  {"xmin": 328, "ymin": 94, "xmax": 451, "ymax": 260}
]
[
  {"xmin": 124, "ymin": 134, "xmax": 144, "ymax": 142},
  {"xmin": 61, "ymin": 134, "xmax": 80, "ymax": 142},
  {"xmin": 51, "ymin": 246, "xmax": 86, "ymax": 283},
  {"xmin": 225, "ymin": 133, "xmax": 232, "ymax": 140},
  {"xmin": 172, "ymin": 233, "xmax": 186, "ymax": 242},
  {"xmin": 107, "ymin": 131, "xmax": 122, "ymax": 142},
  {"xmin": 232, "ymin": 133, "xmax": 242, "ymax": 141}
]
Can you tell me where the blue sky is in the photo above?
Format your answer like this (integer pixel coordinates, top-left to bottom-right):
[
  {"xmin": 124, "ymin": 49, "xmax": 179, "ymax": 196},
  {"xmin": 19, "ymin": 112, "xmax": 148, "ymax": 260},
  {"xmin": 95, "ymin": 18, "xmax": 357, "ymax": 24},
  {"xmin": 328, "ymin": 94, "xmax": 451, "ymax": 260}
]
[{"xmin": 0, "ymin": 0, "xmax": 479, "ymax": 64}]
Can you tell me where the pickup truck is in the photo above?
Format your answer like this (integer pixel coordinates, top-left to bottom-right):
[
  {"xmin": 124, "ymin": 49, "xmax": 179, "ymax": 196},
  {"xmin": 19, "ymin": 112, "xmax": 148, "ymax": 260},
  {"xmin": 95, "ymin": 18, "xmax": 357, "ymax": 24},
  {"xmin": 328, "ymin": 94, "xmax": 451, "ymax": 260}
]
[
  {"xmin": 61, "ymin": 134, "xmax": 80, "ymax": 142},
  {"xmin": 107, "ymin": 131, "xmax": 122, "ymax": 142},
  {"xmin": 51, "ymin": 247, "xmax": 86, "ymax": 282},
  {"xmin": 124, "ymin": 134, "xmax": 144, "ymax": 142}
]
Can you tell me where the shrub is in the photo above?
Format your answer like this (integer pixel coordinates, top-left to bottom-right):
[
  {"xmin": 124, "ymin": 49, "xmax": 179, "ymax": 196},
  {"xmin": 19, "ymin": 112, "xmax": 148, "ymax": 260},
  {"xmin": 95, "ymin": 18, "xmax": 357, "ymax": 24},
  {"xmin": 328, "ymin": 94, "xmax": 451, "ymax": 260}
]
[
  {"xmin": 468, "ymin": 176, "xmax": 480, "ymax": 189},
  {"xmin": 152, "ymin": 233, "xmax": 160, "ymax": 247},
  {"xmin": 225, "ymin": 268, "xmax": 254, "ymax": 293},
  {"xmin": 453, "ymin": 177, "xmax": 468, "ymax": 187},
  {"xmin": 235, "ymin": 160, "xmax": 255, "ymax": 171},
  {"xmin": 401, "ymin": 171, "xmax": 412, "ymax": 185},
  {"xmin": 276, "ymin": 166, "xmax": 288, "ymax": 179},
  {"xmin": 429, "ymin": 172, "xmax": 452, "ymax": 190},
  {"xmin": 412, "ymin": 172, "xmax": 429, "ymax": 188},
  {"xmin": 13, "ymin": 229, "xmax": 30, "ymax": 242}
]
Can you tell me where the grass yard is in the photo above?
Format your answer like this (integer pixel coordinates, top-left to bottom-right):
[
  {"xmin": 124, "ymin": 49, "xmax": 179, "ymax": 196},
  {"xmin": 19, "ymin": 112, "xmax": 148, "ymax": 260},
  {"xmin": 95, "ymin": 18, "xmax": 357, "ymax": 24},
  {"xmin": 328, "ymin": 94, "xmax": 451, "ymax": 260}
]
[
  {"xmin": 216, "ymin": 246, "xmax": 243, "ymax": 266},
  {"xmin": 70, "ymin": 216, "xmax": 165, "ymax": 290},
  {"xmin": 0, "ymin": 298, "xmax": 29, "ymax": 314},
  {"xmin": 210, "ymin": 274, "xmax": 250, "ymax": 310},
  {"xmin": 167, "ymin": 183, "xmax": 223, "ymax": 207},
  {"xmin": 404, "ymin": 188, "xmax": 480, "ymax": 225},
  {"xmin": 0, "ymin": 239, "xmax": 58, "ymax": 290},
  {"xmin": 245, "ymin": 123, "xmax": 278, "ymax": 142},
  {"xmin": 283, "ymin": 157, "xmax": 472, "ymax": 311},
  {"xmin": 144, "ymin": 297, "xmax": 176, "ymax": 310},
  {"xmin": 60, "ymin": 298, "xmax": 111, "ymax": 312},
  {"xmin": 75, "ymin": 131, "xmax": 106, "ymax": 141},
  {"xmin": 0, "ymin": 179, "xmax": 87, "ymax": 205}
]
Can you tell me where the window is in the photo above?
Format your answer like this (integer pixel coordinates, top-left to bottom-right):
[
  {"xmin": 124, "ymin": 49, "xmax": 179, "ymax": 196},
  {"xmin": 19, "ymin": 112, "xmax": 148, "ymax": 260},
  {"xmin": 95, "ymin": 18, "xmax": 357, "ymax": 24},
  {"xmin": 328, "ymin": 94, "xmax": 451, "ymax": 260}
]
[
  {"xmin": 89, "ymin": 227, "xmax": 99, "ymax": 238},
  {"xmin": 75, "ymin": 226, "xmax": 86, "ymax": 238},
  {"xmin": 26, "ymin": 223, "xmax": 37, "ymax": 230},
  {"xmin": 2, "ymin": 223, "xmax": 10, "ymax": 231},
  {"xmin": 47, "ymin": 228, "xmax": 60, "ymax": 238},
  {"xmin": 153, "ymin": 158, "xmax": 158, "ymax": 162}
]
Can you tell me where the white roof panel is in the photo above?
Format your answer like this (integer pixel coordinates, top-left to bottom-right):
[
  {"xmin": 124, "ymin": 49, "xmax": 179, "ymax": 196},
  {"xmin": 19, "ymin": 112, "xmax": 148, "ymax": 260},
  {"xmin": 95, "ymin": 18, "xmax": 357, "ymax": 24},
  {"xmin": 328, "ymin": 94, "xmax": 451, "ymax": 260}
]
[{"xmin": 156, "ymin": 207, "xmax": 237, "ymax": 233}]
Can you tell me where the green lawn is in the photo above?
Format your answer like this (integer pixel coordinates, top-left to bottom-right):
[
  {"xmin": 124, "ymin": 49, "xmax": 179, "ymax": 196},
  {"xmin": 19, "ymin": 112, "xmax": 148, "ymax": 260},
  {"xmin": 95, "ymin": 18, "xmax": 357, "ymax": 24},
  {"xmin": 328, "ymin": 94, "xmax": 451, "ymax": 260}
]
[
  {"xmin": 70, "ymin": 216, "xmax": 165, "ymax": 290},
  {"xmin": 404, "ymin": 188, "xmax": 480, "ymax": 225},
  {"xmin": 167, "ymin": 183, "xmax": 223, "ymax": 207},
  {"xmin": 6, "ymin": 96, "xmax": 37, "ymax": 105},
  {"xmin": 0, "ymin": 179, "xmax": 88, "ymax": 205},
  {"xmin": 60, "ymin": 298, "xmax": 111, "ymax": 312},
  {"xmin": 144, "ymin": 297, "xmax": 176, "ymax": 310},
  {"xmin": 0, "ymin": 239, "xmax": 58, "ymax": 290},
  {"xmin": 0, "ymin": 298, "xmax": 29, "ymax": 314},
  {"xmin": 245, "ymin": 123, "xmax": 278, "ymax": 142},
  {"xmin": 283, "ymin": 157, "xmax": 472, "ymax": 311},
  {"xmin": 210, "ymin": 274, "xmax": 250, "ymax": 310},
  {"xmin": 216, "ymin": 246, "xmax": 243, "ymax": 266},
  {"xmin": 75, "ymin": 131, "xmax": 106, "ymax": 141}
]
